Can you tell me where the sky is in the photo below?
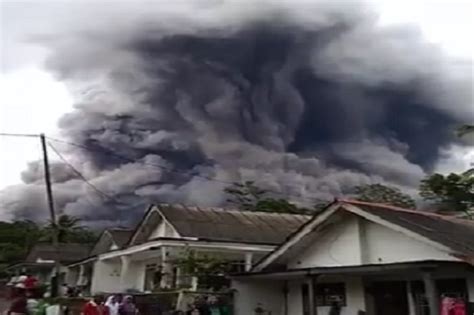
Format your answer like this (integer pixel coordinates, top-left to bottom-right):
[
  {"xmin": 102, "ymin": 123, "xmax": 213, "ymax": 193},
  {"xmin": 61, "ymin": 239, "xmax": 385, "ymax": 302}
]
[{"xmin": 0, "ymin": 0, "xmax": 472, "ymax": 191}]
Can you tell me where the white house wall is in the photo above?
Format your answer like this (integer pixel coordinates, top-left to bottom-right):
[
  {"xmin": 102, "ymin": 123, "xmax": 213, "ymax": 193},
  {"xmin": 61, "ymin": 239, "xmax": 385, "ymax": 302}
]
[
  {"xmin": 91, "ymin": 260, "xmax": 121, "ymax": 293},
  {"xmin": 122, "ymin": 260, "xmax": 146, "ymax": 292},
  {"xmin": 363, "ymin": 220, "xmax": 458, "ymax": 264},
  {"xmin": 233, "ymin": 280, "xmax": 284, "ymax": 315},
  {"xmin": 289, "ymin": 215, "xmax": 362, "ymax": 268},
  {"xmin": 149, "ymin": 220, "xmax": 179, "ymax": 239},
  {"xmin": 288, "ymin": 214, "xmax": 458, "ymax": 269}
]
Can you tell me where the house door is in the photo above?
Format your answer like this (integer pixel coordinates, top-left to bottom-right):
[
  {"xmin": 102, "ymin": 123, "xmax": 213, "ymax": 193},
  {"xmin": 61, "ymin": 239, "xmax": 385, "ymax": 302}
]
[{"xmin": 372, "ymin": 281, "xmax": 409, "ymax": 315}]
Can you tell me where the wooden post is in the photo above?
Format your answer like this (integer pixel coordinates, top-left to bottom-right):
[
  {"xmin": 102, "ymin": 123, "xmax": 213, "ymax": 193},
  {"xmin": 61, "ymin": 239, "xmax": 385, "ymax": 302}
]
[
  {"xmin": 423, "ymin": 271, "xmax": 439, "ymax": 315},
  {"xmin": 40, "ymin": 134, "xmax": 61, "ymax": 297}
]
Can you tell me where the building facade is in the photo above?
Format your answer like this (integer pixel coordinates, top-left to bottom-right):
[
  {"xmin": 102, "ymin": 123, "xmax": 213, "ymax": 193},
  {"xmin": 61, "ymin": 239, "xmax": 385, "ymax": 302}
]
[
  {"xmin": 232, "ymin": 200, "xmax": 474, "ymax": 315},
  {"xmin": 67, "ymin": 204, "xmax": 309, "ymax": 294}
]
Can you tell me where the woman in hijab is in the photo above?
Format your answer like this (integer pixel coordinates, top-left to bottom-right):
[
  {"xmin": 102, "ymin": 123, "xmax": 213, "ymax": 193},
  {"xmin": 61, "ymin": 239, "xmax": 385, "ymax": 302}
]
[
  {"xmin": 105, "ymin": 296, "xmax": 119, "ymax": 315},
  {"xmin": 118, "ymin": 296, "xmax": 138, "ymax": 315}
]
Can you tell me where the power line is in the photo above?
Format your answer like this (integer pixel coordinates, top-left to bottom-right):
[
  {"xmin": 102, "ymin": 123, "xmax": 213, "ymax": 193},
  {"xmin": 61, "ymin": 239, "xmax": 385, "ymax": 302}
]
[
  {"xmin": 47, "ymin": 142, "xmax": 125, "ymax": 205},
  {"xmin": 0, "ymin": 132, "xmax": 39, "ymax": 138},
  {"xmin": 0, "ymin": 131, "xmax": 323, "ymax": 205},
  {"xmin": 46, "ymin": 136, "xmax": 321, "ymax": 205}
]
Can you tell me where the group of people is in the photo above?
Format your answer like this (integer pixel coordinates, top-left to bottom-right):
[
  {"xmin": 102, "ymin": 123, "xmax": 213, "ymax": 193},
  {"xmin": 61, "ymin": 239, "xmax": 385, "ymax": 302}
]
[{"xmin": 82, "ymin": 295, "xmax": 138, "ymax": 315}]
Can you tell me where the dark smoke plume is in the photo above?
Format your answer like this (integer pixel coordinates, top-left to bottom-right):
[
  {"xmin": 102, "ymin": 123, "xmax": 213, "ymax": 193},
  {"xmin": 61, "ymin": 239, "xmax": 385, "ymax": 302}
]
[{"xmin": 1, "ymin": 0, "xmax": 472, "ymax": 225}]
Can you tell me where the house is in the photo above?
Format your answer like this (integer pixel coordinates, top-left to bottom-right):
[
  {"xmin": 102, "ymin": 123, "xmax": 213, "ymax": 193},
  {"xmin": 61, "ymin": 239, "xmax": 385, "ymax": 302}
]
[
  {"xmin": 7, "ymin": 243, "xmax": 90, "ymax": 285},
  {"xmin": 232, "ymin": 200, "xmax": 474, "ymax": 315},
  {"xmin": 67, "ymin": 204, "xmax": 310, "ymax": 295},
  {"xmin": 66, "ymin": 228, "xmax": 133, "ymax": 295}
]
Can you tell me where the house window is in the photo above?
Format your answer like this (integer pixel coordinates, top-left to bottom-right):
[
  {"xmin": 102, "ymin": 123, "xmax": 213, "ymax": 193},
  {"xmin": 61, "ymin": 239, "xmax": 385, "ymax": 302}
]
[{"xmin": 315, "ymin": 282, "xmax": 346, "ymax": 306}]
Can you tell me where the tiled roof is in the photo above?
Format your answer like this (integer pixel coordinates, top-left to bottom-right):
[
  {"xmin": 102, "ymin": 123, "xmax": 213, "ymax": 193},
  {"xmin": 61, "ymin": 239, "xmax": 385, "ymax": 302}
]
[{"xmin": 26, "ymin": 243, "xmax": 90, "ymax": 263}]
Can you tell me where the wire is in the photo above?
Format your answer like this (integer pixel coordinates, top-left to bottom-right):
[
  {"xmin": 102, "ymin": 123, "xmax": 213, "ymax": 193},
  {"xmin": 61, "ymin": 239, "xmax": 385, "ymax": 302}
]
[
  {"xmin": 47, "ymin": 142, "xmax": 125, "ymax": 205},
  {"xmin": 0, "ymin": 132, "xmax": 39, "ymax": 138},
  {"xmin": 46, "ymin": 136, "xmax": 323, "ymax": 205}
]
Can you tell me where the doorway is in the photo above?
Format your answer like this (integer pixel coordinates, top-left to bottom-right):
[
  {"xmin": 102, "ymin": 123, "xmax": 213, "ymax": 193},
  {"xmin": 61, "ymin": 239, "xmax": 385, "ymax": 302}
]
[{"xmin": 371, "ymin": 281, "xmax": 409, "ymax": 315}]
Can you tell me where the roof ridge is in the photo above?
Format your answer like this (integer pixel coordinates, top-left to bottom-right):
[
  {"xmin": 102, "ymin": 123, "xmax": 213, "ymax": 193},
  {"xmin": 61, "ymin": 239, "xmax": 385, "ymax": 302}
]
[
  {"xmin": 339, "ymin": 199, "xmax": 457, "ymax": 219},
  {"xmin": 156, "ymin": 202, "xmax": 311, "ymax": 218}
]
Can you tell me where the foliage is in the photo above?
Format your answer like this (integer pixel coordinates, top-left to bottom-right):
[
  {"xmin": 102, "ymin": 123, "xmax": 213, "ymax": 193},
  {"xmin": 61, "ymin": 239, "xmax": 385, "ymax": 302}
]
[
  {"xmin": 0, "ymin": 215, "xmax": 96, "ymax": 268},
  {"xmin": 224, "ymin": 181, "xmax": 313, "ymax": 214},
  {"xmin": 174, "ymin": 249, "xmax": 232, "ymax": 291},
  {"xmin": 354, "ymin": 183, "xmax": 417, "ymax": 209},
  {"xmin": 224, "ymin": 181, "xmax": 266, "ymax": 211},
  {"xmin": 42, "ymin": 214, "xmax": 96, "ymax": 243},
  {"xmin": 419, "ymin": 171, "xmax": 474, "ymax": 214}
]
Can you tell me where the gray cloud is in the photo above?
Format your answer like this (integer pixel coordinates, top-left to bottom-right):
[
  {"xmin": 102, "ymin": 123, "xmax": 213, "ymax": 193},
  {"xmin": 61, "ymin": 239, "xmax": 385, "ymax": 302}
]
[{"xmin": 1, "ymin": 0, "xmax": 472, "ymax": 225}]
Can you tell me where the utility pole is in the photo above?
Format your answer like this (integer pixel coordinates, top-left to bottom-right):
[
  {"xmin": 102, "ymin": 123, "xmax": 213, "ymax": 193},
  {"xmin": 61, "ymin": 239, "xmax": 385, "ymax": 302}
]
[{"xmin": 40, "ymin": 133, "xmax": 61, "ymax": 297}]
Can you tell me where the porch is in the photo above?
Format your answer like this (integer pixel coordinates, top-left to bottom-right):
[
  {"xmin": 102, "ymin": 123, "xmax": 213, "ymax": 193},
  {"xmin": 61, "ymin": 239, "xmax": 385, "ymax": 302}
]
[
  {"xmin": 232, "ymin": 261, "xmax": 474, "ymax": 315},
  {"xmin": 90, "ymin": 238, "xmax": 272, "ymax": 294}
]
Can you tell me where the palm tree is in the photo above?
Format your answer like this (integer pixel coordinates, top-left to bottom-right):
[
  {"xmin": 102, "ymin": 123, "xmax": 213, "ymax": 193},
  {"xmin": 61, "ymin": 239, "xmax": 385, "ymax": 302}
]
[{"xmin": 43, "ymin": 214, "xmax": 85, "ymax": 243}]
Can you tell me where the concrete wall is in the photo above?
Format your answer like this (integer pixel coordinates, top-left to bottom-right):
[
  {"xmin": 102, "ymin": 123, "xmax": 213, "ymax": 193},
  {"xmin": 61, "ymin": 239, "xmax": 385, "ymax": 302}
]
[
  {"xmin": 287, "ymin": 280, "xmax": 303, "ymax": 315},
  {"xmin": 289, "ymin": 216, "xmax": 362, "ymax": 268},
  {"xmin": 90, "ymin": 260, "xmax": 121, "ymax": 294},
  {"xmin": 364, "ymin": 221, "xmax": 457, "ymax": 264},
  {"xmin": 233, "ymin": 280, "xmax": 285, "ymax": 315},
  {"xmin": 122, "ymin": 260, "xmax": 146, "ymax": 291},
  {"xmin": 149, "ymin": 221, "xmax": 180, "ymax": 239},
  {"xmin": 287, "ymin": 277, "xmax": 366, "ymax": 315},
  {"xmin": 288, "ymin": 215, "xmax": 458, "ymax": 270}
]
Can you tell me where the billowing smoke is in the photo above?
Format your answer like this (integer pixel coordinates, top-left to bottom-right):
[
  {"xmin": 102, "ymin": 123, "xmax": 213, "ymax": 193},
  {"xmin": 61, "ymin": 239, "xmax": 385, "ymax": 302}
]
[{"xmin": 1, "ymin": 0, "xmax": 472, "ymax": 225}]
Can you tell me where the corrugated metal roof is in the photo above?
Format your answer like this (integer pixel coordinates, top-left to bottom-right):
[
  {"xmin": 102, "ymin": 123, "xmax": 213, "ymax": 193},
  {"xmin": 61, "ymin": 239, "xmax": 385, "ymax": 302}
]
[
  {"xmin": 108, "ymin": 229, "xmax": 133, "ymax": 248},
  {"xmin": 254, "ymin": 200, "xmax": 474, "ymax": 271},
  {"xmin": 157, "ymin": 204, "xmax": 310, "ymax": 245},
  {"xmin": 345, "ymin": 200, "xmax": 474, "ymax": 257}
]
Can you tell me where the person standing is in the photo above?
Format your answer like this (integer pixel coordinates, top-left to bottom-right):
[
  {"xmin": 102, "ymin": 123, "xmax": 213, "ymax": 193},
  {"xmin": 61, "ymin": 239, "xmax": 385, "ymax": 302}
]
[
  {"xmin": 118, "ymin": 296, "xmax": 138, "ymax": 315},
  {"xmin": 82, "ymin": 296, "xmax": 109, "ymax": 315},
  {"xmin": 105, "ymin": 296, "xmax": 119, "ymax": 315},
  {"xmin": 8, "ymin": 287, "xmax": 27, "ymax": 315}
]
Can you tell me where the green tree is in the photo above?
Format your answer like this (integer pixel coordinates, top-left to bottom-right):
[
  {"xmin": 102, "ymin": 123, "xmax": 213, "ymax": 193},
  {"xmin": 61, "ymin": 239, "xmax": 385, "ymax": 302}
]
[
  {"xmin": 354, "ymin": 183, "xmax": 417, "ymax": 209},
  {"xmin": 224, "ymin": 181, "xmax": 312, "ymax": 214},
  {"xmin": 42, "ymin": 214, "xmax": 96, "ymax": 243},
  {"xmin": 419, "ymin": 171, "xmax": 474, "ymax": 214},
  {"xmin": 225, "ymin": 181, "xmax": 266, "ymax": 211},
  {"xmin": 174, "ymin": 249, "xmax": 231, "ymax": 291}
]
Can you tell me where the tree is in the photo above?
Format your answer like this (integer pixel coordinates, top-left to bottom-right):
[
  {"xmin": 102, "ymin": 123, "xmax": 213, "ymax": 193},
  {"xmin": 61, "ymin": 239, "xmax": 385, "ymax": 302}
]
[
  {"xmin": 174, "ymin": 249, "xmax": 232, "ymax": 291},
  {"xmin": 419, "ymin": 171, "xmax": 474, "ymax": 214},
  {"xmin": 224, "ymin": 181, "xmax": 266, "ymax": 211},
  {"xmin": 224, "ymin": 181, "xmax": 313, "ymax": 214},
  {"xmin": 354, "ymin": 183, "xmax": 417, "ymax": 209},
  {"xmin": 42, "ymin": 214, "xmax": 96, "ymax": 243}
]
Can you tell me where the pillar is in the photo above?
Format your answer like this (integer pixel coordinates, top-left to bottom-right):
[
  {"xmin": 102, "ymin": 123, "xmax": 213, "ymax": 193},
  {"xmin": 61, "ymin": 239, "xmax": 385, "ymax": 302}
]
[
  {"xmin": 423, "ymin": 271, "xmax": 439, "ymax": 315},
  {"xmin": 120, "ymin": 256, "xmax": 131, "ymax": 292},
  {"xmin": 406, "ymin": 281, "xmax": 416, "ymax": 315},
  {"xmin": 160, "ymin": 247, "xmax": 173, "ymax": 289},
  {"xmin": 77, "ymin": 264, "xmax": 85, "ymax": 286},
  {"xmin": 308, "ymin": 277, "xmax": 318, "ymax": 315},
  {"xmin": 245, "ymin": 253, "xmax": 254, "ymax": 271}
]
